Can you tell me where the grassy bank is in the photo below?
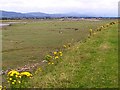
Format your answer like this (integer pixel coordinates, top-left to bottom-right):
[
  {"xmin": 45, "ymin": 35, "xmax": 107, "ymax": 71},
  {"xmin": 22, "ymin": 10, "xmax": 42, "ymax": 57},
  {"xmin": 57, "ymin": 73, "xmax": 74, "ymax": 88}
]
[{"xmin": 29, "ymin": 23, "xmax": 118, "ymax": 88}]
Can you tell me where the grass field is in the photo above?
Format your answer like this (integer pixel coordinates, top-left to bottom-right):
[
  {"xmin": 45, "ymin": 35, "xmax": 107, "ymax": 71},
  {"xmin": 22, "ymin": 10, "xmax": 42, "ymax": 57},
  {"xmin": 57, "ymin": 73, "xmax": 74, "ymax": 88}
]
[
  {"xmin": 2, "ymin": 19, "xmax": 115, "ymax": 70},
  {"xmin": 1, "ymin": 19, "xmax": 118, "ymax": 88},
  {"xmin": 28, "ymin": 22, "xmax": 118, "ymax": 88}
]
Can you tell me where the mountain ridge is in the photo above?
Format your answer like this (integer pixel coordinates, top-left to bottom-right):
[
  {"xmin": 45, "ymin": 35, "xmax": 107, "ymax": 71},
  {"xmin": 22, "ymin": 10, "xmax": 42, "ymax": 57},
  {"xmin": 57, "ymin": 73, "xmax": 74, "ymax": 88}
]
[
  {"xmin": 0, "ymin": 10, "xmax": 89, "ymax": 18},
  {"xmin": 0, "ymin": 10, "xmax": 117, "ymax": 18}
]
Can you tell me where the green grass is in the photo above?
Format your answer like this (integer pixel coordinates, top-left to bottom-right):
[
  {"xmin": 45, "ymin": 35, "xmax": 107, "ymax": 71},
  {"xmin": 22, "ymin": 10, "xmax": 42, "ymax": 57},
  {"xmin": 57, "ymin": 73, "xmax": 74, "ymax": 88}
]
[
  {"xmin": 28, "ymin": 23, "xmax": 118, "ymax": 88},
  {"xmin": 2, "ymin": 19, "xmax": 114, "ymax": 70}
]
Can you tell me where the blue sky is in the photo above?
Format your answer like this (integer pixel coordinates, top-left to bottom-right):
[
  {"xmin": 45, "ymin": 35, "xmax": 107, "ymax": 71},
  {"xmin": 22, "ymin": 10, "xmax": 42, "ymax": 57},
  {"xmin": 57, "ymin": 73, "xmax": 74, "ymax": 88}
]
[{"xmin": 0, "ymin": 0, "xmax": 119, "ymax": 17}]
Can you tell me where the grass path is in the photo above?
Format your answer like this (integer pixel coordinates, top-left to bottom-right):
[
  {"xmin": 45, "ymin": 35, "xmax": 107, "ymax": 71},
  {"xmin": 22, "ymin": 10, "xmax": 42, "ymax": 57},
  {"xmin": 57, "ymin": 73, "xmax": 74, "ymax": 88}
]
[{"xmin": 30, "ymin": 24, "xmax": 118, "ymax": 88}]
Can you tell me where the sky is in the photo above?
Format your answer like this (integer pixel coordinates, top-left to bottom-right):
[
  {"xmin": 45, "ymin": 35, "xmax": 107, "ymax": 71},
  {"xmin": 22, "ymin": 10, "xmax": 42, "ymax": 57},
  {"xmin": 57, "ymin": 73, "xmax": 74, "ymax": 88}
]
[{"xmin": 0, "ymin": 0, "xmax": 119, "ymax": 17}]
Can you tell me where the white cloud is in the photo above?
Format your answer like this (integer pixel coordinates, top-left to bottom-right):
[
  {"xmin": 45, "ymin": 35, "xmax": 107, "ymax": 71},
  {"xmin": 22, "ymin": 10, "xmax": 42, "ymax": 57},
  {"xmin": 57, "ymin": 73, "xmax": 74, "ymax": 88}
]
[{"xmin": 0, "ymin": 0, "xmax": 119, "ymax": 16}]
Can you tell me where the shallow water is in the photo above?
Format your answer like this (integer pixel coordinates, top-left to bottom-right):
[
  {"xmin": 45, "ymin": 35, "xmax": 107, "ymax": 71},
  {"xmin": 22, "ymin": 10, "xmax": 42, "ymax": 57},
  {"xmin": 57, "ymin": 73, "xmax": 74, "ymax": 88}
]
[
  {"xmin": 0, "ymin": 22, "xmax": 27, "ymax": 27},
  {"xmin": 0, "ymin": 23, "xmax": 10, "ymax": 27}
]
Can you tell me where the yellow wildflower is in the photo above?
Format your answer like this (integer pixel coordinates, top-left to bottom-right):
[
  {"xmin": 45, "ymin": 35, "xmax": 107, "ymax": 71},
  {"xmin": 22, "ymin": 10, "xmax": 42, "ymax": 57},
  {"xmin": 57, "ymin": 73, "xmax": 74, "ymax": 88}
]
[
  {"xmin": 59, "ymin": 51, "xmax": 62, "ymax": 54},
  {"xmin": 60, "ymin": 54, "xmax": 62, "ymax": 56},
  {"xmin": 53, "ymin": 52, "xmax": 57, "ymax": 55},
  {"xmin": 55, "ymin": 56, "xmax": 59, "ymax": 59},
  {"xmin": 18, "ymin": 81, "xmax": 21, "ymax": 84},
  {"xmin": 15, "ymin": 75, "xmax": 18, "ymax": 78},
  {"xmin": 19, "ymin": 76, "xmax": 21, "ymax": 78},
  {"xmin": 20, "ymin": 72, "xmax": 32, "ymax": 77},
  {"xmin": 52, "ymin": 62, "xmax": 54, "ymax": 64},
  {"xmin": 8, "ymin": 70, "xmax": 20, "ymax": 77},
  {"xmin": 14, "ymin": 80, "xmax": 16, "ymax": 82},
  {"xmin": 9, "ymin": 78, "xmax": 12, "ymax": 81},
  {"xmin": 12, "ymin": 82, "xmax": 15, "ymax": 85},
  {"xmin": 59, "ymin": 51, "xmax": 63, "ymax": 56}
]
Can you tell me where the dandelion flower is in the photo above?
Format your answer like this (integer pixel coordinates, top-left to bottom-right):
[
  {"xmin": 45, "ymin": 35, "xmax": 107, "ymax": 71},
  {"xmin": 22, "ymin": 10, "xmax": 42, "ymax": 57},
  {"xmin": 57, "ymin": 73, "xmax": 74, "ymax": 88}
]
[
  {"xmin": 55, "ymin": 56, "xmax": 59, "ymax": 59},
  {"xmin": 19, "ymin": 76, "xmax": 21, "ymax": 78},
  {"xmin": 8, "ymin": 70, "xmax": 20, "ymax": 77},
  {"xmin": 15, "ymin": 75, "xmax": 18, "ymax": 78},
  {"xmin": 59, "ymin": 51, "xmax": 62, "ymax": 54},
  {"xmin": 53, "ymin": 52, "xmax": 57, "ymax": 55},
  {"xmin": 59, "ymin": 52, "xmax": 63, "ymax": 56},
  {"xmin": 9, "ymin": 78, "xmax": 12, "ymax": 81},
  {"xmin": 12, "ymin": 82, "xmax": 15, "ymax": 85},
  {"xmin": 52, "ymin": 62, "xmax": 54, "ymax": 64},
  {"xmin": 14, "ymin": 80, "xmax": 16, "ymax": 82},
  {"xmin": 20, "ymin": 72, "xmax": 32, "ymax": 77},
  {"xmin": 60, "ymin": 54, "xmax": 62, "ymax": 56},
  {"xmin": 18, "ymin": 81, "xmax": 21, "ymax": 84}
]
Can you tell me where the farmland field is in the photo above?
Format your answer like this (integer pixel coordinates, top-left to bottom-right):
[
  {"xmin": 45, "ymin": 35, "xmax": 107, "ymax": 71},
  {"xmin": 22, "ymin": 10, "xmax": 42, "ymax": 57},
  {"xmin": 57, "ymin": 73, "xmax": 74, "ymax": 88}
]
[{"xmin": 2, "ymin": 19, "xmax": 116, "ymax": 70}]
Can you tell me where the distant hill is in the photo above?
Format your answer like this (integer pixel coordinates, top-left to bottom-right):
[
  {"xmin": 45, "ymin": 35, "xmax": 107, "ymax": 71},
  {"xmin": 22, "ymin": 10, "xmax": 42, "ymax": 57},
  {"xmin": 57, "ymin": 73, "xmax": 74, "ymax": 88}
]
[
  {"xmin": 0, "ymin": 10, "xmax": 90, "ymax": 18},
  {"xmin": 26, "ymin": 12, "xmax": 50, "ymax": 17},
  {"xmin": 0, "ymin": 10, "xmax": 33, "ymax": 18}
]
